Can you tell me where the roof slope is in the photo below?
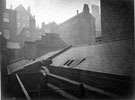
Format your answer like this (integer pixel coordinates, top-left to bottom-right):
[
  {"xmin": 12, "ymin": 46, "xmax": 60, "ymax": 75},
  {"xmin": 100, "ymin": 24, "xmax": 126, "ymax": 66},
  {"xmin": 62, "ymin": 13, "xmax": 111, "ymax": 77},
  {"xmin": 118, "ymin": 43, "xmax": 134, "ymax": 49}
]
[
  {"xmin": 59, "ymin": 11, "xmax": 95, "ymax": 27},
  {"xmin": 39, "ymin": 33, "xmax": 68, "ymax": 48},
  {"xmin": 14, "ymin": 4, "xmax": 29, "ymax": 15},
  {"xmin": 50, "ymin": 39, "xmax": 133, "ymax": 76}
]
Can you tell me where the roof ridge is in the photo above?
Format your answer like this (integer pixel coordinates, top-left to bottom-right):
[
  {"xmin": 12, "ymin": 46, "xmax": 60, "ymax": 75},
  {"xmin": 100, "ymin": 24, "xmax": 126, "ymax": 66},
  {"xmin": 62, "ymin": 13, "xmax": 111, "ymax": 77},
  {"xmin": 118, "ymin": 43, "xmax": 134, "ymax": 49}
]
[
  {"xmin": 59, "ymin": 12, "xmax": 94, "ymax": 27},
  {"xmin": 14, "ymin": 4, "xmax": 28, "ymax": 14}
]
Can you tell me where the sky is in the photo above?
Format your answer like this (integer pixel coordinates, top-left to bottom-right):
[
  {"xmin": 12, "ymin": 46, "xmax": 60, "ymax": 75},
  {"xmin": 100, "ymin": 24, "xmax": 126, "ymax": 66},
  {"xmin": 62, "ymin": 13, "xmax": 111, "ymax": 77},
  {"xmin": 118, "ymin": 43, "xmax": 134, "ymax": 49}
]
[{"xmin": 6, "ymin": 0, "xmax": 100, "ymax": 27}]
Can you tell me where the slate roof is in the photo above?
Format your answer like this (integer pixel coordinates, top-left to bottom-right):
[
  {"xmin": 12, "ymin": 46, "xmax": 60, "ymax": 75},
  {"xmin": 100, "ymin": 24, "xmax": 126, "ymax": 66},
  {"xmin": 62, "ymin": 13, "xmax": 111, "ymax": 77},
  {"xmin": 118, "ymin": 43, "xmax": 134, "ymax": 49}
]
[
  {"xmin": 7, "ymin": 39, "xmax": 133, "ymax": 76},
  {"xmin": 50, "ymin": 39, "xmax": 133, "ymax": 76},
  {"xmin": 14, "ymin": 4, "xmax": 28, "ymax": 13},
  {"xmin": 38, "ymin": 33, "xmax": 68, "ymax": 48}
]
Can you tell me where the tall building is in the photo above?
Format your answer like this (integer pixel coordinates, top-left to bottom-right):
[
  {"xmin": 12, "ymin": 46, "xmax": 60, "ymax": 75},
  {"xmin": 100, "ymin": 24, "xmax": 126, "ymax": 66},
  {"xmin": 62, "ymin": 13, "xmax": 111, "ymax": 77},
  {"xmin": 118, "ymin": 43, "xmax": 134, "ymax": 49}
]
[
  {"xmin": 0, "ymin": 0, "xmax": 6, "ymax": 36},
  {"xmin": 0, "ymin": 0, "xmax": 7, "ymax": 66},
  {"xmin": 91, "ymin": 4, "xmax": 101, "ymax": 38},
  {"xmin": 59, "ymin": 4, "xmax": 95, "ymax": 46},
  {"xmin": 15, "ymin": 4, "xmax": 31, "ymax": 35},
  {"xmin": 101, "ymin": 0, "xmax": 134, "ymax": 41},
  {"xmin": 15, "ymin": 4, "xmax": 38, "ymax": 47},
  {"xmin": 3, "ymin": 9, "xmax": 17, "ymax": 42},
  {"xmin": 18, "ymin": 16, "xmax": 37, "ymax": 47}
]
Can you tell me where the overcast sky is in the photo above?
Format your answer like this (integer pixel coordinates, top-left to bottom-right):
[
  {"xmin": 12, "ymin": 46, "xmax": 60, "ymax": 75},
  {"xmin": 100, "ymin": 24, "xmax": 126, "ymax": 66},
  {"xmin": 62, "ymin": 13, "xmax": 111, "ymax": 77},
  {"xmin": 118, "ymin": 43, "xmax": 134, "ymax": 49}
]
[{"xmin": 6, "ymin": 0, "xmax": 100, "ymax": 27}]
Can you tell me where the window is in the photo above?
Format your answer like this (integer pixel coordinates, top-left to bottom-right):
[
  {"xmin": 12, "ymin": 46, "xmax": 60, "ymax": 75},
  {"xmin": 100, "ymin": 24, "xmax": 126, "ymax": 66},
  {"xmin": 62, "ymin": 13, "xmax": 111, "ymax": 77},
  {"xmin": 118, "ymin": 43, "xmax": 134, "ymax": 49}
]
[
  {"xmin": 26, "ymin": 16, "xmax": 29, "ymax": 20},
  {"xmin": 23, "ymin": 23, "xmax": 25, "ymax": 27},
  {"xmin": 63, "ymin": 60, "xmax": 70, "ymax": 65},
  {"xmin": 4, "ymin": 30, "xmax": 10, "ymax": 39},
  {"xmin": 27, "ymin": 24, "xmax": 29, "ymax": 27},
  {"xmin": 76, "ymin": 58, "xmax": 86, "ymax": 65},
  {"xmin": 23, "ymin": 17, "xmax": 25, "ymax": 20},
  {"xmin": 17, "ymin": 23, "xmax": 20, "ymax": 27},
  {"xmin": 63, "ymin": 60, "xmax": 75, "ymax": 66},
  {"xmin": 3, "ymin": 12, "xmax": 9, "ymax": 22},
  {"xmin": 67, "ymin": 60, "xmax": 74, "ymax": 66},
  {"xmin": 26, "ymin": 31, "xmax": 30, "ymax": 37},
  {"xmin": 17, "ymin": 16, "xmax": 20, "ymax": 19}
]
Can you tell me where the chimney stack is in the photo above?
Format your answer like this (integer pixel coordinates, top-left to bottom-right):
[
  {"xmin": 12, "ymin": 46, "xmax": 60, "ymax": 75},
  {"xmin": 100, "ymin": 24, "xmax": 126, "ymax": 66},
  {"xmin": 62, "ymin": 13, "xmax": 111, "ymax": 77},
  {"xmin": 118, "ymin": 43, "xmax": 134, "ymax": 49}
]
[
  {"xmin": 83, "ymin": 4, "xmax": 89, "ymax": 13},
  {"xmin": 27, "ymin": 6, "xmax": 31, "ymax": 14},
  {"xmin": 77, "ymin": 10, "xmax": 79, "ymax": 14},
  {"xmin": 10, "ymin": 4, "xmax": 12, "ymax": 9}
]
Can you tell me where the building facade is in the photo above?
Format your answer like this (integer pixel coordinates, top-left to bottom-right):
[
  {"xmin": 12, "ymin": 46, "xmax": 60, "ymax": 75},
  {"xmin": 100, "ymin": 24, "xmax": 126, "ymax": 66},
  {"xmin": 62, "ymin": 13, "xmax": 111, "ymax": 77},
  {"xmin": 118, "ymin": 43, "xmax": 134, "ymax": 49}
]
[
  {"xmin": 15, "ymin": 4, "xmax": 31, "ymax": 35},
  {"xmin": 3, "ymin": 9, "xmax": 17, "ymax": 42},
  {"xmin": 15, "ymin": 5, "xmax": 38, "ymax": 47},
  {"xmin": 0, "ymin": 0, "xmax": 6, "ymax": 36},
  {"xmin": 37, "ymin": 33, "xmax": 68, "ymax": 57},
  {"xmin": 21, "ymin": 33, "xmax": 67, "ymax": 59},
  {"xmin": 101, "ymin": 0, "xmax": 134, "ymax": 41},
  {"xmin": 58, "ymin": 4, "xmax": 95, "ymax": 46}
]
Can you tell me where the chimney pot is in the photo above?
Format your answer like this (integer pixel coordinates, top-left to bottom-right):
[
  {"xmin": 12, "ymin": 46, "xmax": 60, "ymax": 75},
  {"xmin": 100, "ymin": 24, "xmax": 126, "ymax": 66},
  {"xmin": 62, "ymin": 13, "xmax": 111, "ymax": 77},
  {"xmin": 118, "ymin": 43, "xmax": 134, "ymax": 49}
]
[
  {"xmin": 83, "ymin": 4, "xmax": 89, "ymax": 13},
  {"xmin": 77, "ymin": 10, "xmax": 79, "ymax": 14}
]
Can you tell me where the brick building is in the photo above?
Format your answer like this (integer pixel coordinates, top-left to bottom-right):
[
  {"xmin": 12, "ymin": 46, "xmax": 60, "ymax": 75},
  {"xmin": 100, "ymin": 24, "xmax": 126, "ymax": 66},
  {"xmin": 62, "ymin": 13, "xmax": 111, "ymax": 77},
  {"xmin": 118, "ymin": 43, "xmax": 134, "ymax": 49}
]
[
  {"xmin": 0, "ymin": 0, "xmax": 8, "ymax": 69},
  {"xmin": 1, "ymin": 0, "xmax": 19, "ymax": 69},
  {"xmin": 15, "ymin": 4, "xmax": 31, "ymax": 35},
  {"xmin": 23, "ymin": 41, "xmax": 37, "ymax": 59},
  {"xmin": 15, "ymin": 4, "xmax": 38, "ymax": 47},
  {"xmin": 37, "ymin": 33, "xmax": 68, "ymax": 57},
  {"xmin": 22, "ymin": 33, "xmax": 68, "ymax": 59},
  {"xmin": 58, "ymin": 4, "xmax": 95, "ymax": 46},
  {"xmin": 0, "ymin": 0, "xmax": 6, "ymax": 36},
  {"xmin": 101, "ymin": 0, "xmax": 134, "ymax": 41},
  {"xmin": 3, "ymin": 9, "xmax": 17, "ymax": 42}
]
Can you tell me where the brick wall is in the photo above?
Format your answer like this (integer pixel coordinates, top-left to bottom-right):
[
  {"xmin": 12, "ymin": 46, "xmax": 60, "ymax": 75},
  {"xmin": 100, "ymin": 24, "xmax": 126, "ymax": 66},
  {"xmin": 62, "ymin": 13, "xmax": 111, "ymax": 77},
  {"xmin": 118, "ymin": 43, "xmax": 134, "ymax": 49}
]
[{"xmin": 101, "ymin": 0, "xmax": 134, "ymax": 41}]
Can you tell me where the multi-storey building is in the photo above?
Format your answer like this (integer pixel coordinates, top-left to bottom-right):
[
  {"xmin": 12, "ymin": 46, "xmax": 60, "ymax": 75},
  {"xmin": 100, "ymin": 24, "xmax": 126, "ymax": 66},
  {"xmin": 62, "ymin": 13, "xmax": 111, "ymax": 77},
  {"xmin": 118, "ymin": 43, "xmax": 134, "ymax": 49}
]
[
  {"xmin": 15, "ymin": 4, "xmax": 38, "ymax": 47},
  {"xmin": 59, "ymin": 4, "xmax": 95, "ymax": 46},
  {"xmin": 0, "ymin": 0, "xmax": 6, "ymax": 36},
  {"xmin": 18, "ymin": 16, "xmax": 37, "ymax": 47},
  {"xmin": 15, "ymin": 4, "xmax": 31, "ymax": 35},
  {"xmin": 101, "ymin": 0, "xmax": 133, "ymax": 41},
  {"xmin": 3, "ymin": 9, "xmax": 17, "ymax": 42}
]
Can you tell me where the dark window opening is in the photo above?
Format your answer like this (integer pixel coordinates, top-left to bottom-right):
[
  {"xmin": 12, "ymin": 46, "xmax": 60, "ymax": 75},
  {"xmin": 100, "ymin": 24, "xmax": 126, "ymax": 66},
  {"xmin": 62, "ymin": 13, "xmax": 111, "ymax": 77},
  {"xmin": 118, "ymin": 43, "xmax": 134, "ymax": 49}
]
[
  {"xmin": 76, "ymin": 58, "xmax": 86, "ymax": 65},
  {"xmin": 67, "ymin": 60, "xmax": 74, "ymax": 66},
  {"xmin": 63, "ymin": 60, "xmax": 70, "ymax": 65}
]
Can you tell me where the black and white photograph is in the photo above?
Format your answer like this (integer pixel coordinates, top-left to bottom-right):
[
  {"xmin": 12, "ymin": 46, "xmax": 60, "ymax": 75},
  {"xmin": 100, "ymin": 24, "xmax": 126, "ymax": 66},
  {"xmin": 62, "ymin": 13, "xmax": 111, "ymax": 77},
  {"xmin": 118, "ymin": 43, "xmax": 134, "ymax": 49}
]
[{"xmin": 0, "ymin": 0, "xmax": 134, "ymax": 100}]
